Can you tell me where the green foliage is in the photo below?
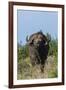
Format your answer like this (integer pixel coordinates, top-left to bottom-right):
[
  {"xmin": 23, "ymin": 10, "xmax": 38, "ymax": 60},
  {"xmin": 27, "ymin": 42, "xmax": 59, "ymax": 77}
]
[
  {"xmin": 46, "ymin": 33, "xmax": 58, "ymax": 59},
  {"xmin": 48, "ymin": 68, "xmax": 58, "ymax": 78},
  {"xmin": 17, "ymin": 44, "xmax": 29, "ymax": 63},
  {"xmin": 46, "ymin": 33, "xmax": 51, "ymax": 42},
  {"xmin": 17, "ymin": 44, "xmax": 31, "ymax": 79},
  {"xmin": 48, "ymin": 38, "xmax": 58, "ymax": 57},
  {"xmin": 46, "ymin": 33, "xmax": 58, "ymax": 78},
  {"xmin": 17, "ymin": 57, "xmax": 32, "ymax": 79}
]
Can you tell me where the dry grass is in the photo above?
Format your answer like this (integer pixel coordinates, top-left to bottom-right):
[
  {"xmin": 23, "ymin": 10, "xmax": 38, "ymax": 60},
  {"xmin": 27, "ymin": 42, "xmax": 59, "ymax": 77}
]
[{"xmin": 17, "ymin": 56, "xmax": 58, "ymax": 80}]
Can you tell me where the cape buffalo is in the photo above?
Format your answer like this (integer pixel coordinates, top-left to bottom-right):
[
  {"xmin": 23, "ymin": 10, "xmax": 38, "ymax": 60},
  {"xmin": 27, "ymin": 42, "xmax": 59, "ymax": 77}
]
[{"xmin": 26, "ymin": 31, "xmax": 50, "ymax": 72}]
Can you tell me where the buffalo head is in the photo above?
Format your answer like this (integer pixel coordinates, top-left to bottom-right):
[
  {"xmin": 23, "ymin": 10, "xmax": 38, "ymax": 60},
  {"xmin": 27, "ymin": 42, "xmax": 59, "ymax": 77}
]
[{"xmin": 26, "ymin": 31, "xmax": 50, "ymax": 48}]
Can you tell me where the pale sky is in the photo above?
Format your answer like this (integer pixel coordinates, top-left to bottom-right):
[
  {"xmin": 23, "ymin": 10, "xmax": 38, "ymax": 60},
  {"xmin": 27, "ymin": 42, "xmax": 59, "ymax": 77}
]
[{"xmin": 17, "ymin": 10, "xmax": 58, "ymax": 45}]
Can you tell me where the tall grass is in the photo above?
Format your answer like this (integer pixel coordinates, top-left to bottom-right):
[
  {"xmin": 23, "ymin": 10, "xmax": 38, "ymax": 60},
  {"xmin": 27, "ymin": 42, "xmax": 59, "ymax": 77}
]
[{"xmin": 17, "ymin": 34, "xmax": 58, "ymax": 79}]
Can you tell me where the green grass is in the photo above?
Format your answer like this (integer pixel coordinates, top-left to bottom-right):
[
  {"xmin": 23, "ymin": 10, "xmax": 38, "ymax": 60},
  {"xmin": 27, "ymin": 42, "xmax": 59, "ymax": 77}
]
[{"xmin": 17, "ymin": 56, "xmax": 58, "ymax": 80}]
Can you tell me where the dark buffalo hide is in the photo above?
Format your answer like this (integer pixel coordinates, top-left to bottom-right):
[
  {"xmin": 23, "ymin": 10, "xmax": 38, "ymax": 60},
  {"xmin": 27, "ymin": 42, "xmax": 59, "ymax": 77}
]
[{"xmin": 26, "ymin": 31, "xmax": 50, "ymax": 72}]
